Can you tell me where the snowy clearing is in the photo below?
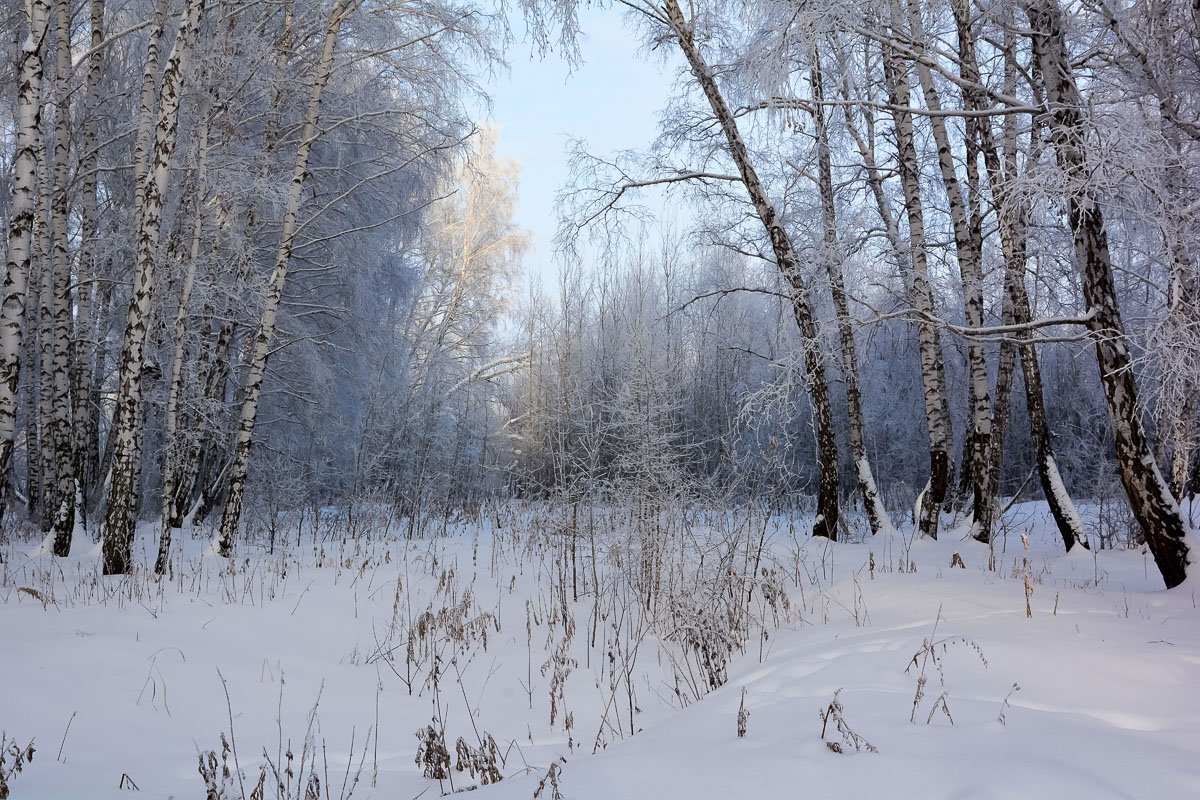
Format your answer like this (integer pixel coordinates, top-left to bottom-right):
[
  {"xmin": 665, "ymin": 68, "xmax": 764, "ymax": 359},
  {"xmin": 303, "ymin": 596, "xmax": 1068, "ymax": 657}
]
[{"xmin": 2, "ymin": 502, "xmax": 1199, "ymax": 800}]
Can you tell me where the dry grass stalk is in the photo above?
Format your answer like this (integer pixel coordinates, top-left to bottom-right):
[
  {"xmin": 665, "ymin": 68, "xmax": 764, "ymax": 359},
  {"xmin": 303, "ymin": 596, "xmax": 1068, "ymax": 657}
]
[{"xmin": 819, "ymin": 690, "xmax": 877, "ymax": 754}]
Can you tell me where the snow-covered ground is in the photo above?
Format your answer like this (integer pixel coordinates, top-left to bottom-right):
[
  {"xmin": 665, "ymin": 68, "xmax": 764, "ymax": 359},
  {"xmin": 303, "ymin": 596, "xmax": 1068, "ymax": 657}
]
[{"xmin": 2, "ymin": 501, "xmax": 1198, "ymax": 799}]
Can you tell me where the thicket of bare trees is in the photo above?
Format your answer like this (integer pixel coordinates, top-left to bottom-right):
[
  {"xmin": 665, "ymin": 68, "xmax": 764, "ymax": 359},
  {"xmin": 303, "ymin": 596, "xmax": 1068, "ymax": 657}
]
[{"xmin": 1, "ymin": 0, "xmax": 1196, "ymax": 587}]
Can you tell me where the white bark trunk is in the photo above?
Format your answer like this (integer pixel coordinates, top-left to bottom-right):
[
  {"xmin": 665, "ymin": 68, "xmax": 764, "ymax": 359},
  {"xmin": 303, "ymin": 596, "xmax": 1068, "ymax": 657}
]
[
  {"xmin": 811, "ymin": 56, "xmax": 889, "ymax": 536},
  {"xmin": 906, "ymin": 0, "xmax": 995, "ymax": 541},
  {"xmin": 102, "ymin": 0, "xmax": 207, "ymax": 575},
  {"xmin": 48, "ymin": 0, "xmax": 77, "ymax": 555},
  {"xmin": 132, "ymin": 0, "xmax": 171, "ymax": 225},
  {"xmin": 1026, "ymin": 0, "xmax": 1190, "ymax": 587},
  {"xmin": 959, "ymin": 0, "xmax": 1088, "ymax": 552},
  {"xmin": 881, "ymin": 36, "xmax": 953, "ymax": 539},
  {"xmin": 35, "ymin": 125, "xmax": 57, "ymax": 533},
  {"xmin": 157, "ymin": 99, "xmax": 211, "ymax": 574},
  {"xmin": 661, "ymin": 0, "xmax": 842, "ymax": 538},
  {"xmin": 0, "ymin": 0, "xmax": 49, "ymax": 522},
  {"xmin": 217, "ymin": 0, "xmax": 349, "ymax": 555},
  {"xmin": 73, "ymin": 0, "xmax": 106, "ymax": 528}
]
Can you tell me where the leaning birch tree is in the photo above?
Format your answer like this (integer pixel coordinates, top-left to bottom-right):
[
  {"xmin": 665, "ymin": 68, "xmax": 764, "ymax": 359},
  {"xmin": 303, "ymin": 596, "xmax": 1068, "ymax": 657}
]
[
  {"xmin": 216, "ymin": 0, "xmax": 351, "ymax": 556},
  {"xmin": 1025, "ymin": 0, "xmax": 1190, "ymax": 586},
  {"xmin": 809, "ymin": 53, "xmax": 889, "ymax": 535},
  {"xmin": 658, "ymin": 0, "xmax": 843, "ymax": 539}
]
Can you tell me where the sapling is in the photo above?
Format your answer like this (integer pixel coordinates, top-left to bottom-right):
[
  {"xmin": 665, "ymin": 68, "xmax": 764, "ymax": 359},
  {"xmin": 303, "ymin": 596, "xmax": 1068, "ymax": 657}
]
[{"xmin": 1022, "ymin": 533, "xmax": 1033, "ymax": 618}]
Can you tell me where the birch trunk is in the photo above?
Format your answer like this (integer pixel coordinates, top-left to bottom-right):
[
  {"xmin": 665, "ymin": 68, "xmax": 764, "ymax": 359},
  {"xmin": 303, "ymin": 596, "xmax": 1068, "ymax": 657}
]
[
  {"xmin": 1011, "ymin": 251, "xmax": 1089, "ymax": 551},
  {"xmin": 102, "ymin": 0, "xmax": 207, "ymax": 575},
  {"xmin": 48, "ymin": 0, "xmax": 77, "ymax": 554},
  {"xmin": 988, "ymin": 338, "xmax": 1017, "ymax": 504},
  {"xmin": 905, "ymin": 0, "xmax": 995, "ymax": 541},
  {"xmin": 881, "ymin": 39, "xmax": 953, "ymax": 539},
  {"xmin": 957, "ymin": 0, "xmax": 1088, "ymax": 551},
  {"xmin": 1161, "ymin": 129, "xmax": 1198, "ymax": 501},
  {"xmin": 952, "ymin": 0, "xmax": 1013, "ymax": 532},
  {"xmin": 73, "ymin": 0, "xmax": 106, "ymax": 529},
  {"xmin": 133, "ymin": 0, "xmax": 171, "ymax": 225},
  {"xmin": 35, "ymin": 130, "xmax": 57, "ymax": 534},
  {"xmin": 217, "ymin": 0, "xmax": 349, "ymax": 555},
  {"xmin": 811, "ymin": 56, "xmax": 888, "ymax": 535},
  {"xmin": 157, "ymin": 102, "xmax": 211, "ymax": 574},
  {"xmin": 661, "ymin": 0, "xmax": 841, "ymax": 539},
  {"xmin": 0, "ymin": 0, "xmax": 49, "ymax": 521},
  {"xmin": 1026, "ymin": 0, "xmax": 1190, "ymax": 586},
  {"xmin": 24, "ymin": 326, "xmax": 42, "ymax": 518}
]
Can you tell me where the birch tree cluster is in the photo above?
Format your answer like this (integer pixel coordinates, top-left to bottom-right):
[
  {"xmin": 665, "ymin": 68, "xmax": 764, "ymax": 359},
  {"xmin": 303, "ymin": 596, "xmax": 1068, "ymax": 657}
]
[
  {"xmin": 505, "ymin": 0, "xmax": 1199, "ymax": 588},
  {"xmin": 0, "ymin": 0, "xmax": 516, "ymax": 572}
]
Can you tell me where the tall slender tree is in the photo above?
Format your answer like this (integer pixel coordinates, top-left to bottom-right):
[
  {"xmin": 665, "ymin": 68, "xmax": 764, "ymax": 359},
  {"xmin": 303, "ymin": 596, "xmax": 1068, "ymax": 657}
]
[
  {"xmin": 0, "ymin": 0, "xmax": 50, "ymax": 523},
  {"xmin": 217, "ymin": 0, "xmax": 350, "ymax": 555},
  {"xmin": 103, "ymin": 0, "xmax": 208, "ymax": 575}
]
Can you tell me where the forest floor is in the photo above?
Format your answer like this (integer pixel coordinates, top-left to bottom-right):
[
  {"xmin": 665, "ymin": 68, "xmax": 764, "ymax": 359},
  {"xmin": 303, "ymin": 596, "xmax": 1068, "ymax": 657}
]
[{"xmin": 2, "ymin": 500, "xmax": 1199, "ymax": 799}]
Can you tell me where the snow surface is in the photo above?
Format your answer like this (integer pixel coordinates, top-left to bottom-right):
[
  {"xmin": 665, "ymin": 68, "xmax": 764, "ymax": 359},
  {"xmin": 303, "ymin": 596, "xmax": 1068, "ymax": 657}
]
[{"xmin": 2, "ymin": 501, "xmax": 1199, "ymax": 799}]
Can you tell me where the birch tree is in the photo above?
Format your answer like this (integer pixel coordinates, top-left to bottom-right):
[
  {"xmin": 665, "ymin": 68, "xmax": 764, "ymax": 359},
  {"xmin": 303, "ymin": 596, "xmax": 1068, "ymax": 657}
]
[
  {"xmin": 156, "ymin": 92, "xmax": 212, "ymax": 574},
  {"xmin": 870, "ymin": 35, "xmax": 956, "ymax": 538},
  {"xmin": 0, "ymin": 0, "xmax": 50, "ymax": 523},
  {"xmin": 216, "ymin": 0, "xmax": 351, "ymax": 556},
  {"xmin": 903, "ymin": 0, "xmax": 995, "ymax": 542},
  {"xmin": 809, "ymin": 54, "xmax": 889, "ymax": 535},
  {"xmin": 73, "ymin": 0, "xmax": 107, "ymax": 526},
  {"xmin": 46, "ymin": 0, "xmax": 77, "ymax": 554},
  {"xmin": 953, "ymin": 0, "xmax": 1088, "ymax": 550},
  {"xmin": 1025, "ymin": 0, "xmax": 1190, "ymax": 586},
  {"xmin": 102, "ymin": 0, "xmax": 208, "ymax": 575}
]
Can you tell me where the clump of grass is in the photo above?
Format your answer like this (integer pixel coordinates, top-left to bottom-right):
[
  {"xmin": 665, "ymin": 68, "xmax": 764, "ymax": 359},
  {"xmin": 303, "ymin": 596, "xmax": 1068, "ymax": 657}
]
[
  {"xmin": 199, "ymin": 678, "xmax": 367, "ymax": 800},
  {"xmin": 197, "ymin": 733, "xmax": 241, "ymax": 800},
  {"xmin": 16, "ymin": 586, "xmax": 52, "ymax": 608}
]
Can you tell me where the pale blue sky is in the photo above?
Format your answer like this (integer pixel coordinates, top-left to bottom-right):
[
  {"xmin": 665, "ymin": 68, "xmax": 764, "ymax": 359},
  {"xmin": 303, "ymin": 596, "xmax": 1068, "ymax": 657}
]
[{"xmin": 477, "ymin": 8, "xmax": 678, "ymax": 285}]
